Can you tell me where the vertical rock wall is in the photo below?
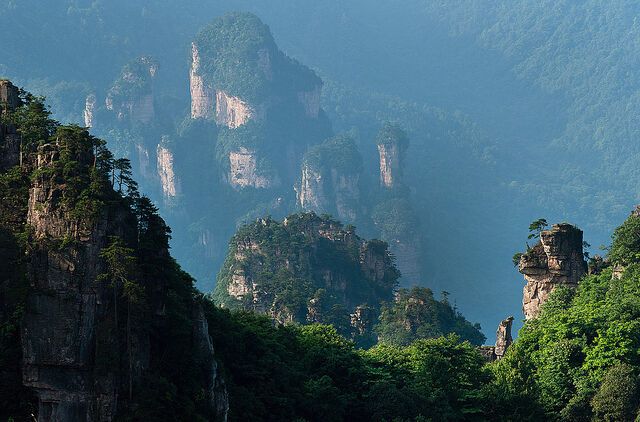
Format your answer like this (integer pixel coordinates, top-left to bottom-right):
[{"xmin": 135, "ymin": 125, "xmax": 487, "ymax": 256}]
[
  {"xmin": 156, "ymin": 143, "xmax": 181, "ymax": 198},
  {"xmin": 518, "ymin": 223, "xmax": 587, "ymax": 319},
  {"xmin": 190, "ymin": 43, "xmax": 215, "ymax": 120}
]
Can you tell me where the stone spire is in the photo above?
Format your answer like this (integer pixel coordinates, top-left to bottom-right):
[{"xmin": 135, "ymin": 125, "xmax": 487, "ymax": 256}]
[
  {"xmin": 494, "ymin": 316, "xmax": 514, "ymax": 359},
  {"xmin": 518, "ymin": 223, "xmax": 587, "ymax": 319}
]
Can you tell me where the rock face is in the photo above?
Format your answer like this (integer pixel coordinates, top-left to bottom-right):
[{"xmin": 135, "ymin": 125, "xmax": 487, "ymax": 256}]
[
  {"xmin": 518, "ymin": 223, "xmax": 587, "ymax": 319},
  {"xmin": 156, "ymin": 143, "xmax": 181, "ymax": 198},
  {"xmin": 106, "ymin": 57, "xmax": 157, "ymax": 124},
  {"xmin": 0, "ymin": 79, "xmax": 20, "ymax": 110},
  {"xmin": 297, "ymin": 136, "xmax": 362, "ymax": 224},
  {"xmin": 494, "ymin": 316, "xmax": 514, "ymax": 359},
  {"xmin": 215, "ymin": 213, "xmax": 399, "ymax": 344},
  {"xmin": 84, "ymin": 94, "xmax": 96, "ymax": 128},
  {"xmin": 190, "ymin": 43, "xmax": 215, "ymax": 120},
  {"xmin": 0, "ymin": 80, "xmax": 20, "ymax": 170},
  {"xmin": 228, "ymin": 147, "xmax": 274, "ymax": 189},
  {"xmin": 378, "ymin": 141, "xmax": 405, "ymax": 189},
  {"xmin": 23, "ymin": 140, "xmax": 134, "ymax": 421},
  {"xmin": 215, "ymin": 90, "xmax": 256, "ymax": 128},
  {"xmin": 478, "ymin": 316, "xmax": 514, "ymax": 361},
  {"xmin": 297, "ymin": 86, "xmax": 321, "ymax": 118},
  {"xmin": 297, "ymin": 163, "xmax": 360, "ymax": 222}
]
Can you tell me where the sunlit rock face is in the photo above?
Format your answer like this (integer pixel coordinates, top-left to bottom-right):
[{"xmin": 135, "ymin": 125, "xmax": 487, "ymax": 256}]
[
  {"xmin": 494, "ymin": 316, "xmax": 514, "ymax": 358},
  {"xmin": 83, "ymin": 94, "xmax": 96, "ymax": 128},
  {"xmin": 228, "ymin": 147, "xmax": 274, "ymax": 189},
  {"xmin": 378, "ymin": 142, "xmax": 404, "ymax": 188},
  {"xmin": 518, "ymin": 223, "xmax": 587, "ymax": 319},
  {"xmin": 297, "ymin": 165, "xmax": 326, "ymax": 213},
  {"xmin": 478, "ymin": 316, "xmax": 514, "ymax": 361},
  {"xmin": 157, "ymin": 143, "xmax": 181, "ymax": 198},
  {"xmin": 190, "ymin": 43, "xmax": 215, "ymax": 120},
  {"xmin": 215, "ymin": 90, "xmax": 256, "ymax": 128}
]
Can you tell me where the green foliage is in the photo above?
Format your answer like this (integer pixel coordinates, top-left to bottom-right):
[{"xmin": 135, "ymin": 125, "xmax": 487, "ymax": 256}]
[
  {"xmin": 107, "ymin": 56, "xmax": 156, "ymax": 106},
  {"xmin": 376, "ymin": 287, "xmax": 486, "ymax": 346},
  {"xmin": 195, "ymin": 12, "xmax": 320, "ymax": 103},
  {"xmin": 371, "ymin": 197, "xmax": 418, "ymax": 240},
  {"xmin": 527, "ymin": 218, "xmax": 548, "ymax": 240},
  {"xmin": 302, "ymin": 134, "xmax": 363, "ymax": 175},
  {"xmin": 610, "ymin": 211, "xmax": 640, "ymax": 265},
  {"xmin": 205, "ymin": 301, "xmax": 491, "ymax": 422},
  {"xmin": 375, "ymin": 121, "xmax": 409, "ymax": 149},
  {"xmin": 591, "ymin": 363, "xmax": 640, "ymax": 422},
  {"xmin": 214, "ymin": 212, "xmax": 398, "ymax": 344}
]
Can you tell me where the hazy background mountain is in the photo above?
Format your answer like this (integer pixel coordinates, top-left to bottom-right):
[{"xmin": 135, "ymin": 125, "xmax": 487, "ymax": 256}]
[{"xmin": 2, "ymin": 0, "xmax": 638, "ymax": 336}]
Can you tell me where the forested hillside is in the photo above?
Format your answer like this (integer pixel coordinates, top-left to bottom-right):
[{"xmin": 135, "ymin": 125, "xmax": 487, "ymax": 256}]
[{"xmin": 2, "ymin": 0, "xmax": 639, "ymax": 336}]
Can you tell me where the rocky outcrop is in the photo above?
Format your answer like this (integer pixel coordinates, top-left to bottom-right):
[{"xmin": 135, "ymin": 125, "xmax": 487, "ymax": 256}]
[
  {"xmin": 190, "ymin": 43, "xmax": 215, "ymax": 120},
  {"xmin": 494, "ymin": 316, "xmax": 513, "ymax": 358},
  {"xmin": 156, "ymin": 143, "xmax": 181, "ymax": 198},
  {"xmin": 83, "ymin": 94, "xmax": 96, "ymax": 128},
  {"xmin": 228, "ymin": 147, "xmax": 273, "ymax": 189},
  {"xmin": 478, "ymin": 316, "xmax": 514, "ymax": 361},
  {"xmin": 215, "ymin": 213, "xmax": 399, "ymax": 343},
  {"xmin": 518, "ymin": 223, "xmax": 587, "ymax": 319},
  {"xmin": 215, "ymin": 90, "xmax": 256, "ymax": 128}
]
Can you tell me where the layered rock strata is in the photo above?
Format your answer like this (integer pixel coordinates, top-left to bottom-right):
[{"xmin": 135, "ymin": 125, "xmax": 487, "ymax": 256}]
[{"xmin": 518, "ymin": 223, "xmax": 587, "ymax": 319}]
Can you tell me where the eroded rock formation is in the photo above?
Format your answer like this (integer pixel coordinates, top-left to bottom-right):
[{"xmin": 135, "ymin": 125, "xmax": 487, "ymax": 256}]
[
  {"xmin": 215, "ymin": 90, "xmax": 256, "ymax": 128},
  {"xmin": 518, "ymin": 223, "xmax": 587, "ymax": 319},
  {"xmin": 378, "ymin": 142, "xmax": 405, "ymax": 188},
  {"xmin": 215, "ymin": 213, "xmax": 399, "ymax": 345},
  {"xmin": 0, "ymin": 80, "xmax": 20, "ymax": 170},
  {"xmin": 228, "ymin": 147, "xmax": 274, "ymax": 189},
  {"xmin": 478, "ymin": 316, "xmax": 514, "ymax": 361},
  {"xmin": 190, "ymin": 43, "xmax": 215, "ymax": 120},
  {"xmin": 157, "ymin": 143, "xmax": 181, "ymax": 198},
  {"xmin": 83, "ymin": 94, "xmax": 96, "ymax": 128},
  {"xmin": 297, "ymin": 86, "xmax": 321, "ymax": 118}
]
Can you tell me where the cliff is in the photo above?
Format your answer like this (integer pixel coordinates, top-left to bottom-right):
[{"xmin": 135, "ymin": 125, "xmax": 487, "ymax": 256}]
[
  {"xmin": 105, "ymin": 57, "xmax": 157, "ymax": 124},
  {"xmin": 214, "ymin": 212, "xmax": 399, "ymax": 345},
  {"xmin": 0, "ymin": 87, "xmax": 228, "ymax": 421},
  {"xmin": 297, "ymin": 135, "xmax": 362, "ymax": 223},
  {"xmin": 0, "ymin": 80, "xmax": 20, "ymax": 170},
  {"xmin": 192, "ymin": 13, "xmax": 330, "ymax": 190},
  {"xmin": 156, "ymin": 141, "xmax": 181, "ymax": 200},
  {"xmin": 518, "ymin": 223, "xmax": 587, "ymax": 319},
  {"xmin": 376, "ymin": 123, "xmax": 408, "ymax": 189}
]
